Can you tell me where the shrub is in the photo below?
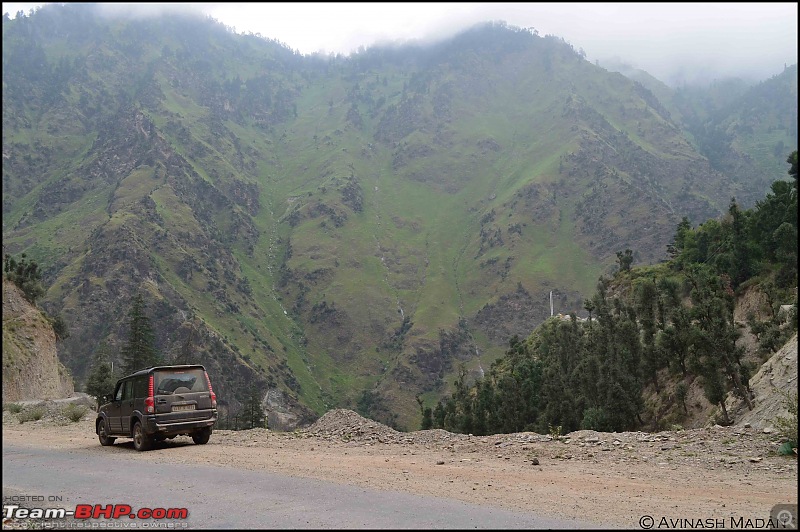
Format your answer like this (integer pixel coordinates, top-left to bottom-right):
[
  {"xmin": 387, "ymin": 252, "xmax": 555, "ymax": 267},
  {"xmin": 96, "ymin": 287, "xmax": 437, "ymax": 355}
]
[
  {"xmin": 777, "ymin": 441, "xmax": 796, "ymax": 456},
  {"xmin": 18, "ymin": 406, "xmax": 45, "ymax": 423},
  {"xmin": 774, "ymin": 391, "xmax": 798, "ymax": 449},
  {"xmin": 580, "ymin": 407, "xmax": 611, "ymax": 431},
  {"xmin": 4, "ymin": 403, "xmax": 23, "ymax": 414},
  {"xmin": 62, "ymin": 403, "xmax": 89, "ymax": 422}
]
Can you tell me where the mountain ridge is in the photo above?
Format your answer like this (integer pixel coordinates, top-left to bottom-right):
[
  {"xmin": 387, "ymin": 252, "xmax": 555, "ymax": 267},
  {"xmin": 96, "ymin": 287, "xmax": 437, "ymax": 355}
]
[{"xmin": 2, "ymin": 6, "xmax": 796, "ymax": 428}]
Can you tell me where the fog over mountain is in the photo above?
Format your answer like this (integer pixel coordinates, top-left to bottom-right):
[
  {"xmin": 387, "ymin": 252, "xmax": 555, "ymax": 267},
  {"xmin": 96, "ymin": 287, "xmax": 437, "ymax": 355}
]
[{"xmin": 3, "ymin": 2, "xmax": 797, "ymax": 87}]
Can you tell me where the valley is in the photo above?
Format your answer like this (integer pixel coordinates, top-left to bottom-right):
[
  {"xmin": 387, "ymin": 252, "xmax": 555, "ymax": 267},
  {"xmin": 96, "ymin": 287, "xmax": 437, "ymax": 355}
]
[{"xmin": 2, "ymin": 5, "xmax": 797, "ymax": 428}]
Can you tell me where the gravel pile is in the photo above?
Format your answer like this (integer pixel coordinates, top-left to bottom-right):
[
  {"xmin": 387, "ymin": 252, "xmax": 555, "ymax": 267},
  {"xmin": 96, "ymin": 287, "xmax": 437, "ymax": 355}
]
[
  {"xmin": 303, "ymin": 409, "xmax": 406, "ymax": 443},
  {"xmin": 296, "ymin": 408, "xmax": 796, "ymax": 474},
  {"xmin": 302, "ymin": 410, "xmax": 551, "ymax": 447},
  {"xmin": 409, "ymin": 428, "xmax": 470, "ymax": 446}
]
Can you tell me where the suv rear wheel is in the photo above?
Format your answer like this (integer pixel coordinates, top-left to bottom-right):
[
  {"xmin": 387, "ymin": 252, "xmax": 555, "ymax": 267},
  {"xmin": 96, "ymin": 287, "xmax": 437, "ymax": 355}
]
[
  {"xmin": 132, "ymin": 421, "xmax": 153, "ymax": 452},
  {"xmin": 98, "ymin": 419, "xmax": 115, "ymax": 446},
  {"xmin": 192, "ymin": 427, "xmax": 211, "ymax": 445}
]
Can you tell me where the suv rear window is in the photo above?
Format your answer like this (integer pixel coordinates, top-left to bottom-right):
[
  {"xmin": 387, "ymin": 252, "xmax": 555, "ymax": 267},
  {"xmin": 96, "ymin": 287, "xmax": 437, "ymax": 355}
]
[{"xmin": 154, "ymin": 368, "xmax": 208, "ymax": 395}]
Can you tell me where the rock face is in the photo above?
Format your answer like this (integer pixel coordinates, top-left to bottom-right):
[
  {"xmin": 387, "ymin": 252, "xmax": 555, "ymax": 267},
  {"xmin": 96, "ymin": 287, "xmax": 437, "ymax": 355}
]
[
  {"xmin": 264, "ymin": 388, "xmax": 300, "ymax": 431},
  {"xmin": 726, "ymin": 332, "xmax": 798, "ymax": 430},
  {"xmin": 2, "ymin": 280, "xmax": 74, "ymax": 402}
]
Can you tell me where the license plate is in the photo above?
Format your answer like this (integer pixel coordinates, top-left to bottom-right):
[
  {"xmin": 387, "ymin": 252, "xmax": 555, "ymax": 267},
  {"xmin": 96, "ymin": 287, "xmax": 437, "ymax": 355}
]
[{"xmin": 172, "ymin": 404, "xmax": 195, "ymax": 412}]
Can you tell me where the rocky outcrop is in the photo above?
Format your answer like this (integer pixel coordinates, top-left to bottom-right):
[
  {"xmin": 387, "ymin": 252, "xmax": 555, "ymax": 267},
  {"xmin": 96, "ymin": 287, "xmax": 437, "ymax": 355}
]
[
  {"xmin": 726, "ymin": 333, "xmax": 798, "ymax": 430},
  {"xmin": 263, "ymin": 388, "xmax": 301, "ymax": 431},
  {"xmin": 2, "ymin": 280, "xmax": 74, "ymax": 402}
]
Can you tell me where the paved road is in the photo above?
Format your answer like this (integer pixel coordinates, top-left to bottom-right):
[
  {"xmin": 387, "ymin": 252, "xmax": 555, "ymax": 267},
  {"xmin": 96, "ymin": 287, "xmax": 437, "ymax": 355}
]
[{"xmin": 2, "ymin": 444, "xmax": 609, "ymax": 529}]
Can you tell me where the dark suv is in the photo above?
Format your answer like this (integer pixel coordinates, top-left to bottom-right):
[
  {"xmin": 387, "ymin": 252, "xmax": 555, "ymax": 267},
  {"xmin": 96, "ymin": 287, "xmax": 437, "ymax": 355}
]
[{"xmin": 96, "ymin": 365, "xmax": 218, "ymax": 451}]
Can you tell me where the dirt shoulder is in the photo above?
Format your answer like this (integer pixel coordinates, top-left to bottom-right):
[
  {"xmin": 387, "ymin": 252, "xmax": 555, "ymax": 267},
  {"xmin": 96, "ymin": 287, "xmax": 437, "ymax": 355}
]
[{"xmin": 2, "ymin": 409, "xmax": 797, "ymax": 529}]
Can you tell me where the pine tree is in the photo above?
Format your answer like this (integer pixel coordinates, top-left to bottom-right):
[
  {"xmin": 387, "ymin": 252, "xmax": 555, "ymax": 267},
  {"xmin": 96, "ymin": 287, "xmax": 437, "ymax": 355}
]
[
  {"xmin": 85, "ymin": 342, "xmax": 119, "ymax": 409},
  {"xmin": 616, "ymin": 249, "xmax": 634, "ymax": 272},
  {"xmin": 635, "ymin": 279, "xmax": 661, "ymax": 392},
  {"xmin": 658, "ymin": 307, "xmax": 692, "ymax": 376},
  {"xmin": 416, "ymin": 395, "xmax": 434, "ymax": 431},
  {"xmin": 432, "ymin": 401, "xmax": 446, "ymax": 428},
  {"xmin": 686, "ymin": 265, "xmax": 751, "ymax": 423},
  {"xmin": 421, "ymin": 407, "xmax": 433, "ymax": 430},
  {"xmin": 242, "ymin": 385, "xmax": 266, "ymax": 429},
  {"xmin": 121, "ymin": 293, "xmax": 162, "ymax": 374},
  {"xmin": 538, "ymin": 318, "xmax": 582, "ymax": 433},
  {"xmin": 727, "ymin": 198, "xmax": 753, "ymax": 287}
]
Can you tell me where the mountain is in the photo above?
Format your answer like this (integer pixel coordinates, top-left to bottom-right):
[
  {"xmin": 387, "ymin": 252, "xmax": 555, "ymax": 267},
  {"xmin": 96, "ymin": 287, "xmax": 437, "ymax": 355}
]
[
  {"xmin": 606, "ymin": 60, "xmax": 798, "ymax": 205},
  {"xmin": 674, "ymin": 65, "xmax": 798, "ymax": 203},
  {"xmin": 2, "ymin": 5, "xmax": 796, "ymax": 428}
]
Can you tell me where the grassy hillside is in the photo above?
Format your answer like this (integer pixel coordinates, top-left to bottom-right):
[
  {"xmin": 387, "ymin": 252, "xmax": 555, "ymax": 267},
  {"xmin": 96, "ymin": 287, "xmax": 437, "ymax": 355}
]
[{"xmin": 2, "ymin": 7, "xmax": 795, "ymax": 429}]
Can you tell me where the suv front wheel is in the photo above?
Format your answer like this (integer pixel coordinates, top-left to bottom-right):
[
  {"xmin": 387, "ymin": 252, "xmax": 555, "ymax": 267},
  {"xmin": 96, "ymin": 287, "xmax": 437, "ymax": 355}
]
[
  {"xmin": 192, "ymin": 427, "xmax": 211, "ymax": 445},
  {"xmin": 132, "ymin": 421, "xmax": 153, "ymax": 452}
]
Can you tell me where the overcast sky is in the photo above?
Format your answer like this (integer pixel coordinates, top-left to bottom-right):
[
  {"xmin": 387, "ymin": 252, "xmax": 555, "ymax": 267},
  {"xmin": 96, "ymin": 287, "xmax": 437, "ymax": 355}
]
[{"xmin": 3, "ymin": 2, "xmax": 797, "ymax": 86}]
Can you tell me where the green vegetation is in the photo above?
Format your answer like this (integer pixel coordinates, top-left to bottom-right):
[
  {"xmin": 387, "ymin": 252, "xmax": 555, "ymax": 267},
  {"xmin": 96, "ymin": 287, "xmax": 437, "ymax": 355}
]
[
  {"xmin": 3, "ymin": 254, "xmax": 44, "ymax": 303},
  {"xmin": 62, "ymin": 403, "xmax": 89, "ymax": 422},
  {"xmin": 431, "ymin": 153, "xmax": 798, "ymax": 434},
  {"xmin": 242, "ymin": 385, "xmax": 267, "ymax": 430},
  {"xmin": 17, "ymin": 405, "xmax": 45, "ymax": 423},
  {"xmin": 2, "ymin": 6, "xmax": 796, "ymax": 428},
  {"xmin": 774, "ymin": 390, "xmax": 798, "ymax": 452},
  {"xmin": 84, "ymin": 343, "xmax": 119, "ymax": 408},
  {"xmin": 3, "ymin": 403, "xmax": 24, "ymax": 414},
  {"xmin": 674, "ymin": 66, "xmax": 798, "ymax": 204},
  {"xmin": 217, "ymin": 384, "xmax": 267, "ymax": 430},
  {"xmin": 121, "ymin": 293, "xmax": 163, "ymax": 375}
]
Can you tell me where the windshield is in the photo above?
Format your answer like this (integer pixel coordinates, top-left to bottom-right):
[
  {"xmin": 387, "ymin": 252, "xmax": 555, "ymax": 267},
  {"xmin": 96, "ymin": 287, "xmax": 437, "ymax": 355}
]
[{"xmin": 154, "ymin": 368, "xmax": 208, "ymax": 395}]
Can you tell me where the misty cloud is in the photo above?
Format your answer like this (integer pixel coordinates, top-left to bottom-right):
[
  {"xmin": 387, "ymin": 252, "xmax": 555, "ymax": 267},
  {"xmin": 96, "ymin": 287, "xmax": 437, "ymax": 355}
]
[{"xmin": 3, "ymin": 2, "xmax": 796, "ymax": 86}]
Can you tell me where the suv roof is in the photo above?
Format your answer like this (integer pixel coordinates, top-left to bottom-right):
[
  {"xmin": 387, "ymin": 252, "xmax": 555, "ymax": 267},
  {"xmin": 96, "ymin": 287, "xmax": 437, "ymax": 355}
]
[{"xmin": 120, "ymin": 364, "xmax": 208, "ymax": 379}]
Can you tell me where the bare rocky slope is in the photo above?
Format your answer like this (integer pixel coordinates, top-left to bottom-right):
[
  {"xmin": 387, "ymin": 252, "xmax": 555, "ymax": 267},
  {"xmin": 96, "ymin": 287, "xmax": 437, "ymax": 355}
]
[
  {"xmin": 726, "ymin": 333, "xmax": 798, "ymax": 430},
  {"xmin": 2, "ymin": 280, "xmax": 73, "ymax": 402}
]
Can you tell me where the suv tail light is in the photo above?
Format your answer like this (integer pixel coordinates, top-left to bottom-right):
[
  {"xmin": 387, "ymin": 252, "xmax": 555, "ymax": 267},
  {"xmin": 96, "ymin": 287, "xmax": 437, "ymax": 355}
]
[
  {"xmin": 145, "ymin": 374, "xmax": 154, "ymax": 414},
  {"xmin": 204, "ymin": 371, "xmax": 217, "ymax": 409}
]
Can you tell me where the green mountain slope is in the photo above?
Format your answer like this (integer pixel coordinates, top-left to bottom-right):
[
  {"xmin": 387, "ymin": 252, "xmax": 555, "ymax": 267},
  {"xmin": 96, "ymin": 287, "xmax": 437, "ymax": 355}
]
[
  {"xmin": 608, "ymin": 63, "xmax": 798, "ymax": 205},
  {"xmin": 679, "ymin": 65, "xmax": 799, "ymax": 202},
  {"xmin": 2, "ymin": 6, "xmax": 794, "ymax": 428}
]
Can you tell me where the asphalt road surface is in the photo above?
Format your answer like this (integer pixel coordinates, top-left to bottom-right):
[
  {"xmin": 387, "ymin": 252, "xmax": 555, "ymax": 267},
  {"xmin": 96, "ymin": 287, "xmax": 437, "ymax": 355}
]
[{"xmin": 2, "ymin": 444, "xmax": 609, "ymax": 529}]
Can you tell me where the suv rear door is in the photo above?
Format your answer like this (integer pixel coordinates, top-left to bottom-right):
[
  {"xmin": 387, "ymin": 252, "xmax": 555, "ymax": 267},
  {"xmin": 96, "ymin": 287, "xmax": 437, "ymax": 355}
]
[{"xmin": 153, "ymin": 367, "xmax": 215, "ymax": 424}]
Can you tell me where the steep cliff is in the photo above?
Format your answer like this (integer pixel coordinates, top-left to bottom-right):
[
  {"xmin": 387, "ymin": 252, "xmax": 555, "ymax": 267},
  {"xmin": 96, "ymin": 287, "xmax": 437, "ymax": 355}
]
[{"xmin": 2, "ymin": 280, "xmax": 74, "ymax": 402}]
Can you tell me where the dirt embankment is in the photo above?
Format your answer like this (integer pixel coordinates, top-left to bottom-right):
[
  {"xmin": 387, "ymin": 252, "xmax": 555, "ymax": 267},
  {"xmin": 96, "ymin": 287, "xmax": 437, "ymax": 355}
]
[
  {"xmin": 726, "ymin": 333, "xmax": 798, "ymax": 430},
  {"xmin": 2, "ymin": 280, "xmax": 73, "ymax": 403},
  {"xmin": 2, "ymin": 407, "xmax": 797, "ymax": 528}
]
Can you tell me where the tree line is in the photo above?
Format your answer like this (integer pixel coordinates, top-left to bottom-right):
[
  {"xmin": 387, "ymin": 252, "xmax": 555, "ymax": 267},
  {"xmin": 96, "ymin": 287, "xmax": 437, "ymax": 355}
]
[{"xmin": 427, "ymin": 152, "xmax": 798, "ymax": 435}]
